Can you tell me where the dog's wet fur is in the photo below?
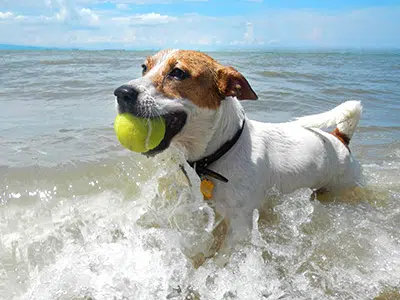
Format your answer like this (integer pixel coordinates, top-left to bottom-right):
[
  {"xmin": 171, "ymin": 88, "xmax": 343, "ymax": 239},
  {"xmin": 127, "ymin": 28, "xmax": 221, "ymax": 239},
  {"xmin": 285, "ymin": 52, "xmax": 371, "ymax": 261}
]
[{"xmin": 115, "ymin": 49, "xmax": 363, "ymax": 265}]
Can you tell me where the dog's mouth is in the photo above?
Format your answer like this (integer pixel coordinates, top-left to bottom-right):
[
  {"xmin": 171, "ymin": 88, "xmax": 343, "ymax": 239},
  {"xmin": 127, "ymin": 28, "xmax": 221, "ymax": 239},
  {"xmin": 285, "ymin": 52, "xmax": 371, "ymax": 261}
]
[{"xmin": 145, "ymin": 111, "xmax": 187, "ymax": 156}]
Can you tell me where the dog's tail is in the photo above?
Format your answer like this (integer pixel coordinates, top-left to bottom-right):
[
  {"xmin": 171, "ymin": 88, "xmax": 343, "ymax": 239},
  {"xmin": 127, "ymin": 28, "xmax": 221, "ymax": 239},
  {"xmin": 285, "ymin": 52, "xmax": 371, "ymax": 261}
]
[{"xmin": 292, "ymin": 100, "xmax": 362, "ymax": 145}]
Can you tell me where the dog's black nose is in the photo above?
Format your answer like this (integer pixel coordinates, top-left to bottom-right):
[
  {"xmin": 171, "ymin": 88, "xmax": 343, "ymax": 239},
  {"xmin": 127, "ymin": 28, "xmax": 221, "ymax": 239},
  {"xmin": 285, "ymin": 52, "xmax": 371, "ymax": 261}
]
[{"xmin": 114, "ymin": 85, "xmax": 139, "ymax": 105}]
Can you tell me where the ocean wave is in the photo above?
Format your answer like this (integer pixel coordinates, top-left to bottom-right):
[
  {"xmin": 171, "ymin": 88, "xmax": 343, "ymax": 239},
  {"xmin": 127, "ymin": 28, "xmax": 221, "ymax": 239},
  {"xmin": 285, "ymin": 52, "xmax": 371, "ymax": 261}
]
[
  {"xmin": 40, "ymin": 59, "xmax": 120, "ymax": 66},
  {"xmin": 2, "ymin": 183, "xmax": 399, "ymax": 299},
  {"xmin": 321, "ymin": 87, "xmax": 376, "ymax": 95},
  {"xmin": 257, "ymin": 70, "xmax": 324, "ymax": 81}
]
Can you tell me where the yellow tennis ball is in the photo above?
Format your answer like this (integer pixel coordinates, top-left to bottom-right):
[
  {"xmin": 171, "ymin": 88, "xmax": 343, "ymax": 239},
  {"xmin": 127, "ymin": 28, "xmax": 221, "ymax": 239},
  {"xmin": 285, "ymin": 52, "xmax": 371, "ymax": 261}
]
[{"xmin": 114, "ymin": 113, "xmax": 166, "ymax": 153}]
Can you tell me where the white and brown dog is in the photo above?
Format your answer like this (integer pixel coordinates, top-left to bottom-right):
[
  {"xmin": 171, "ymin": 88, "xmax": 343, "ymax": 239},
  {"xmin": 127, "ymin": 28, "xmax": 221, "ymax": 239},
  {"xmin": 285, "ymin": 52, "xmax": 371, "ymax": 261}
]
[{"xmin": 114, "ymin": 49, "xmax": 363, "ymax": 229}]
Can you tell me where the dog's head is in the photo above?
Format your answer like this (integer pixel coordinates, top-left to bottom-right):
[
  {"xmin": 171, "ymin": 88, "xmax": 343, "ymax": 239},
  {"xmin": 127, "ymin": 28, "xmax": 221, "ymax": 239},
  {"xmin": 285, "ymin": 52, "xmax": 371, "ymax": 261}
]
[{"xmin": 114, "ymin": 49, "xmax": 257, "ymax": 158}]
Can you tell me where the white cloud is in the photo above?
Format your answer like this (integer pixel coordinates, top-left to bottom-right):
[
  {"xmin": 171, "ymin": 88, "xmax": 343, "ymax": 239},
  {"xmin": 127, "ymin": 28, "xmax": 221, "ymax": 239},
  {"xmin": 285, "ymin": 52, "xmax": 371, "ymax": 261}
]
[
  {"xmin": 0, "ymin": 4, "xmax": 399, "ymax": 49},
  {"xmin": 55, "ymin": 6, "xmax": 68, "ymax": 21},
  {"xmin": 15, "ymin": 15, "xmax": 27, "ymax": 20},
  {"xmin": 131, "ymin": 13, "xmax": 177, "ymax": 24},
  {"xmin": 0, "ymin": 12, "xmax": 14, "ymax": 19},
  {"xmin": 41, "ymin": 2, "xmax": 101, "ymax": 26},
  {"xmin": 0, "ymin": 11, "xmax": 27, "ymax": 20},
  {"xmin": 79, "ymin": 8, "xmax": 100, "ymax": 25},
  {"xmin": 113, "ymin": 13, "xmax": 177, "ymax": 25},
  {"xmin": 266, "ymin": 39, "xmax": 280, "ymax": 45}
]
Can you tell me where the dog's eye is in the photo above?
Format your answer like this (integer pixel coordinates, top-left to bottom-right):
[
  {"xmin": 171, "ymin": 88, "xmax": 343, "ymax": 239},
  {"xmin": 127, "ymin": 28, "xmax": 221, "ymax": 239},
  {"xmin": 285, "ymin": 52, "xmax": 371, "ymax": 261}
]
[
  {"xmin": 168, "ymin": 68, "xmax": 189, "ymax": 81},
  {"xmin": 141, "ymin": 64, "xmax": 147, "ymax": 75}
]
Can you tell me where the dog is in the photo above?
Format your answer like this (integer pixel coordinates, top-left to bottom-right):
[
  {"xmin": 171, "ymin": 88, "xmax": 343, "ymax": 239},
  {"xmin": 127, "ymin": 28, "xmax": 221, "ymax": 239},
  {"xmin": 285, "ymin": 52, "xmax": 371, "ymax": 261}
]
[{"xmin": 114, "ymin": 49, "xmax": 363, "ymax": 231}]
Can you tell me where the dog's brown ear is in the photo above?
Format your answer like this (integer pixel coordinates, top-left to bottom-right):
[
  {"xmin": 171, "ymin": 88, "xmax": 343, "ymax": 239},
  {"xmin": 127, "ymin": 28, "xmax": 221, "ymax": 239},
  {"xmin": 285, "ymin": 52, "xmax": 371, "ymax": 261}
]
[{"xmin": 217, "ymin": 66, "xmax": 258, "ymax": 100}]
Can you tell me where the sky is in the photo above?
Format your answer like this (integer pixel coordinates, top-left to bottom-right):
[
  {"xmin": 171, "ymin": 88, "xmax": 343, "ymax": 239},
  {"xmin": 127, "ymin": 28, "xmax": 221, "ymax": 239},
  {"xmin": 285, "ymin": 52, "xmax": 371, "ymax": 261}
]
[{"xmin": 0, "ymin": 0, "xmax": 399, "ymax": 50}]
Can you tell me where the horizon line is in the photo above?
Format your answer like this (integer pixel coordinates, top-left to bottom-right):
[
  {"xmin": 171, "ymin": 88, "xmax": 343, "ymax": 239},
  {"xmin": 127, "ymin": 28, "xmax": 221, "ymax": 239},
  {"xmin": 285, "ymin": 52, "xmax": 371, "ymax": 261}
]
[{"xmin": 1, "ymin": 43, "xmax": 399, "ymax": 52}]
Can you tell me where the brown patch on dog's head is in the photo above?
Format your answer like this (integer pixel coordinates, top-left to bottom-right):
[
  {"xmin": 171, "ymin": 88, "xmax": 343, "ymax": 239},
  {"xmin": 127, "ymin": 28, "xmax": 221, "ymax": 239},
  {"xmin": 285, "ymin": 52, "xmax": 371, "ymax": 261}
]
[
  {"xmin": 143, "ymin": 49, "xmax": 172, "ymax": 75},
  {"xmin": 144, "ymin": 50, "xmax": 257, "ymax": 109}
]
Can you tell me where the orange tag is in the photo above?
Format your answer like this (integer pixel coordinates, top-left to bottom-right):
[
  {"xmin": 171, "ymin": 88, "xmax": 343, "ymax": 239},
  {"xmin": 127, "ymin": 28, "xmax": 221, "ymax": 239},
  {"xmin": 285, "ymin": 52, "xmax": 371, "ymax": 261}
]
[{"xmin": 200, "ymin": 178, "xmax": 214, "ymax": 200}]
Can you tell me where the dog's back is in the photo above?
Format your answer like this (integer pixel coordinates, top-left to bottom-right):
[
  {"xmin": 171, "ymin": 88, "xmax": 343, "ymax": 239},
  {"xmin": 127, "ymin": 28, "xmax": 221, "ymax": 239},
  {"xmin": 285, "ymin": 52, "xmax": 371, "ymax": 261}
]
[{"xmin": 210, "ymin": 100, "xmax": 363, "ymax": 224}]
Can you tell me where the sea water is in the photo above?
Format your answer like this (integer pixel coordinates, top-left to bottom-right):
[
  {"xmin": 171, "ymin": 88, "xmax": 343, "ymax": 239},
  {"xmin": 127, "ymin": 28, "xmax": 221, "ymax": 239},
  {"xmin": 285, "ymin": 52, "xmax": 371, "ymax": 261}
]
[{"xmin": 0, "ymin": 50, "xmax": 399, "ymax": 299}]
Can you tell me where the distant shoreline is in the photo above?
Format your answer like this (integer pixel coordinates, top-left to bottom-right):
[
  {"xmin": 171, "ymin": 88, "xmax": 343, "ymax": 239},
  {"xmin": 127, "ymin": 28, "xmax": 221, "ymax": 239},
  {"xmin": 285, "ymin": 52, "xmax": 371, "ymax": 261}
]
[{"xmin": 1, "ymin": 44, "xmax": 399, "ymax": 53}]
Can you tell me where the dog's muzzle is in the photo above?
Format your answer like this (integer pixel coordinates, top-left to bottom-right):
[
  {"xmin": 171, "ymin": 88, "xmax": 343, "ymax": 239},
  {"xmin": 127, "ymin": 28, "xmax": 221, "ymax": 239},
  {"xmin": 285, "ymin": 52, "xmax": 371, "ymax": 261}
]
[{"xmin": 114, "ymin": 85, "xmax": 187, "ymax": 156}]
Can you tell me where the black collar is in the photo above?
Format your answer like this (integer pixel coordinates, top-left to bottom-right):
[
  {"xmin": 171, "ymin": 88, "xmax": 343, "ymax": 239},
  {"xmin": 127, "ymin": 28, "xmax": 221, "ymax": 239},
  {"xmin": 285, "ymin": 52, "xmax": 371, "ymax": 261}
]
[{"xmin": 187, "ymin": 119, "xmax": 246, "ymax": 183}]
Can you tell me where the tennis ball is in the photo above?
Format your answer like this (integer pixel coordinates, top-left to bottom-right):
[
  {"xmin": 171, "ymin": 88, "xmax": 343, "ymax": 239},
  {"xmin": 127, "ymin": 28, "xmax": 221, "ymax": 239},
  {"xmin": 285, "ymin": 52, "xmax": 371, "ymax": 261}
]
[{"xmin": 114, "ymin": 113, "xmax": 166, "ymax": 153}]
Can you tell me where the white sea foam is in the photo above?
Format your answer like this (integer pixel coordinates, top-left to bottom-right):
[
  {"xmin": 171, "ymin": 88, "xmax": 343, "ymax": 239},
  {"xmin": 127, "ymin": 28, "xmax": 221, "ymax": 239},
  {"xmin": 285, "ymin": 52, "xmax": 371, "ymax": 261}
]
[{"xmin": 1, "ymin": 153, "xmax": 399, "ymax": 299}]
